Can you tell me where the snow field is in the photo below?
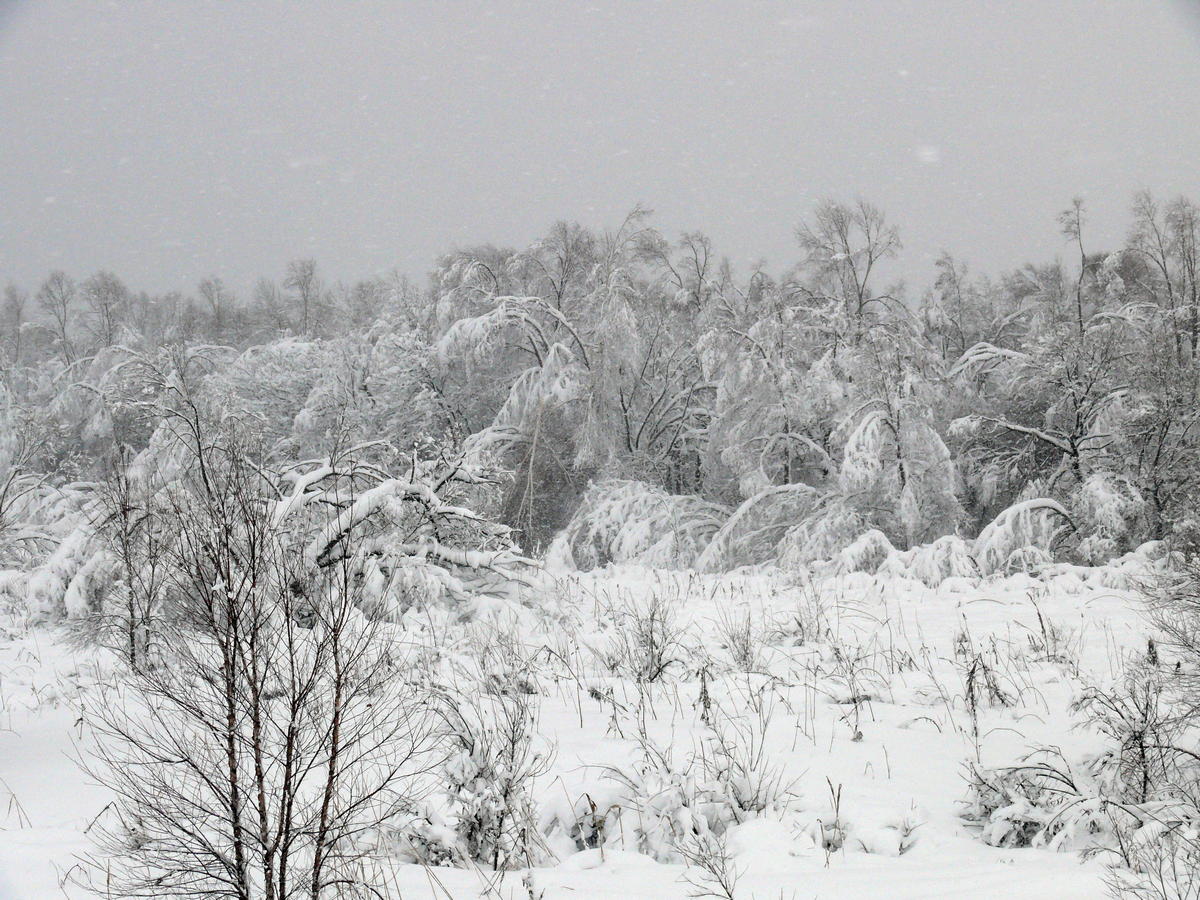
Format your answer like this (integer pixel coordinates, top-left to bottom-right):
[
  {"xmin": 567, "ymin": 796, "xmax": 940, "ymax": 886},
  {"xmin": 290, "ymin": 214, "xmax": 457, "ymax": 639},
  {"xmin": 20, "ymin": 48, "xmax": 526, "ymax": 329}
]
[{"xmin": 0, "ymin": 554, "xmax": 1161, "ymax": 898}]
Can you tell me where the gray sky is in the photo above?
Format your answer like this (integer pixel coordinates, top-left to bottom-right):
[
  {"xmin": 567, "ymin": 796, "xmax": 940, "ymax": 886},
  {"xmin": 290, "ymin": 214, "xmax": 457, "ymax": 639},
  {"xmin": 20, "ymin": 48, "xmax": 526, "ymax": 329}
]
[{"xmin": 2, "ymin": 0, "xmax": 1199, "ymax": 299}]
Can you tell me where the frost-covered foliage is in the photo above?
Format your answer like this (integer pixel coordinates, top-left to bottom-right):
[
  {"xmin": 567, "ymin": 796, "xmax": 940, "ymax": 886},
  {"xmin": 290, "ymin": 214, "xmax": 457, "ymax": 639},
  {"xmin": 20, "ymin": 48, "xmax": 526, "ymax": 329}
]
[
  {"xmin": 878, "ymin": 535, "xmax": 979, "ymax": 585},
  {"xmin": 1076, "ymin": 472, "xmax": 1147, "ymax": 564},
  {"xmin": 551, "ymin": 475, "xmax": 1120, "ymax": 585},
  {"xmin": 775, "ymin": 498, "xmax": 871, "ymax": 569},
  {"xmin": 205, "ymin": 339, "xmax": 334, "ymax": 457},
  {"xmin": 291, "ymin": 331, "xmax": 452, "ymax": 459},
  {"xmin": 959, "ymin": 660, "xmax": 1200, "ymax": 899},
  {"xmin": 13, "ymin": 194, "xmax": 1200, "ymax": 898},
  {"xmin": 789, "ymin": 497, "xmax": 1083, "ymax": 583}
]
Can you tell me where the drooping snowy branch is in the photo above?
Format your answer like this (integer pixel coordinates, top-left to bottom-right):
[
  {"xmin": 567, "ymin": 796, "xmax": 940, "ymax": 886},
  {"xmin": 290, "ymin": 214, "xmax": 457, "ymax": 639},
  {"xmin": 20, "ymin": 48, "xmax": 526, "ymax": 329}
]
[
  {"xmin": 973, "ymin": 498, "xmax": 1074, "ymax": 574},
  {"xmin": 550, "ymin": 479, "xmax": 728, "ymax": 571}
]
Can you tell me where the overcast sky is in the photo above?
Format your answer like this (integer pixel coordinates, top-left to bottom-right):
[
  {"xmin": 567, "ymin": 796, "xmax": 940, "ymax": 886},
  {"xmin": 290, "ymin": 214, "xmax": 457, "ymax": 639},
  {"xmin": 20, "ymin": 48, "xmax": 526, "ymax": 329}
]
[{"xmin": 2, "ymin": 0, "xmax": 1199, "ymax": 299}]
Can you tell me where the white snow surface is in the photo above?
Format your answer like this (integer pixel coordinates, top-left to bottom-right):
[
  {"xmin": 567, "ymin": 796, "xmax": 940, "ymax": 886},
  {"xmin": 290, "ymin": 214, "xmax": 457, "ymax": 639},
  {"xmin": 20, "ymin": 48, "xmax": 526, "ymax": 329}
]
[{"xmin": 0, "ymin": 550, "xmax": 1165, "ymax": 898}]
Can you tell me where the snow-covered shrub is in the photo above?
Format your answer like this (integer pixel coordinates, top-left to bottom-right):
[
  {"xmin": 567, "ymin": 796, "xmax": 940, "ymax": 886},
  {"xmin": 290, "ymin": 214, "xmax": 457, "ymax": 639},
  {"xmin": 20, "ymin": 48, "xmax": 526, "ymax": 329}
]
[
  {"xmin": 25, "ymin": 354, "xmax": 541, "ymax": 636},
  {"xmin": 696, "ymin": 483, "xmax": 818, "ymax": 572},
  {"xmin": 677, "ymin": 829, "xmax": 740, "ymax": 900},
  {"xmin": 551, "ymin": 479, "xmax": 726, "ymax": 571},
  {"xmin": 699, "ymin": 687, "xmax": 793, "ymax": 821},
  {"xmin": 973, "ymin": 498, "xmax": 1073, "ymax": 575},
  {"xmin": 835, "ymin": 379, "xmax": 962, "ymax": 548},
  {"xmin": 26, "ymin": 521, "xmax": 102, "ymax": 620},
  {"xmin": 967, "ymin": 755, "xmax": 1200, "ymax": 898},
  {"xmin": 1073, "ymin": 664, "xmax": 1177, "ymax": 805},
  {"xmin": 804, "ymin": 528, "xmax": 977, "ymax": 587},
  {"xmin": 605, "ymin": 688, "xmax": 792, "ymax": 864},
  {"xmin": 828, "ymin": 528, "xmax": 895, "ymax": 576},
  {"xmin": 1091, "ymin": 542, "xmax": 1170, "ymax": 591},
  {"xmin": 1070, "ymin": 559, "xmax": 1200, "ymax": 897},
  {"xmin": 435, "ymin": 687, "xmax": 552, "ymax": 870},
  {"xmin": 961, "ymin": 762, "xmax": 1089, "ymax": 849},
  {"xmin": 1106, "ymin": 812, "xmax": 1200, "ymax": 900},
  {"xmin": 0, "ymin": 398, "xmax": 95, "ymax": 609},
  {"xmin": 605, "ymin": 731, "xmax": 714, "ymax": 863},
  {"xmin": 464, "ymin": 340, "xmax": 585, "ymax": 460},
  {"xmin": 896, "ymin": 534, "xmax": 979, "ymax": 585},
  {"xmin": 1002, "ymin": 545, "xmax": 1055, "ymax": 574},
  {"xmin": 963, "ymin": 647, "xmax": 1198, "ymax": 880},
  {"xmin": 838, "ymin": 407, "xmax": 891, "ymax": 494},
  {"xmin": 776, "ymin": 499, "xmax": 870, "ymax": 570},
  {"xmin": 543, "ymin": 788, "xmax": 624, "ymax": 854},
  {"xmin": 41, "ymin": 441, "xmax": 533, "ymax": 628},
  {"xmin": 60, "ymin": 546, "xmax": 118, "ymax": 620},
  {"xmin": 383, "ymin": 808, "xmax": 461, "ymax": 868},
  {"xmin": 469, "ymin": 624, "xmax": 544, "ymax": 698},
  {"xmin": 1076, "ymin": 472, "xmax": 1147, "ymax": 564},
  {"xmin": 0, "ymin": 569, "xmax": 28, "ymax": 607}
]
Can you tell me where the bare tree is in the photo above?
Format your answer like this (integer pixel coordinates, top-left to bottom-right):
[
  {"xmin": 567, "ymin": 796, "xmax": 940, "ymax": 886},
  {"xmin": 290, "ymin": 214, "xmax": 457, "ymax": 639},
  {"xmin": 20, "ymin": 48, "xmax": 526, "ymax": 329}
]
[
  {"xmin": 253, "ymin": 277, "xmax": 291, "ymax": 336},
  {"xmin": 80, "ymin": 430, "xmax": 437, "ymax": 900},
  {"xmin": 37, "ymin": 269, "xmax": 76, "ymax": 365},
  {"xmin": 84, "ymin": 457, "xmax": 174, "ymax": 669},
  {"xmin": 198, "ymin": 276, "xmax": 234, "ymax": 339},
  {"xmin": 1058, "ymin": 196, "xmax": 1088, "ymax": 334},
  {"xmin": 795, "ymin": 198, "xmax": 901, "ymax": 330},
  {"xmin": 1127, "ymin": 193, "xmax": 1200, "ymax": 361},
  {"xmin": 337, "ymin": 279, "xmax": 387, "ymax": 332},
  {"xmin": 82, "ymin": 269, "xmax": 130, "ymax": 346},
  {"xmin": 284, "ymin": 259, "xmax": 323, "ymax": 335},
  {"xmin": 1, "ymin": 283, "xmax": 27, "ymax": 367},
  {"xmin": 1168, "ymin": 197, "xmax": 1200, "ymax": 357}
]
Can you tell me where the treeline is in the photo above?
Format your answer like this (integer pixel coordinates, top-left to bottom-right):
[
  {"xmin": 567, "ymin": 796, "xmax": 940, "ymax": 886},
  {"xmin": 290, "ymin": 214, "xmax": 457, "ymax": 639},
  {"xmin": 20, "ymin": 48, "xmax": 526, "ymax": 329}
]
[
  {"xmin": 2, "ymin": 192, "xmax": 1199, "ymax": 572},
  {"xmin": 1, "ymin": 258, "xmax": 410, "ymax": 365}
]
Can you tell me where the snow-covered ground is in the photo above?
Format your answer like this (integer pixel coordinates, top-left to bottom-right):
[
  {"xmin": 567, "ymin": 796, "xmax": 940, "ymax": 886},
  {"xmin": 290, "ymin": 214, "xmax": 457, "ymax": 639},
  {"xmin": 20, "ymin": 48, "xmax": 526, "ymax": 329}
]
[{"xmin": 0, "ymin": 556, "xmax": 1159, "ymax": 898}]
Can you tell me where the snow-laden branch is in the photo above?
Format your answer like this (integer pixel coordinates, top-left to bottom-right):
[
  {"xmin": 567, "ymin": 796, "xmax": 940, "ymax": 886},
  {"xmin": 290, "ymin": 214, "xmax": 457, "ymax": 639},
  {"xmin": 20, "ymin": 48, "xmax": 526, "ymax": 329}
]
[
  {"xmin": 949, "ymin": 342, "xmax": 1032, "ymax": 378},
  {"xmin": 463, "ymin": 342, "xmax": 585, "ymax": 461},
  {"xmin": 696, "ymin": 482, "xmax": 819, "ymax": 572},
  {"xmin": 304, "ymin": 477, "xmax": 481, "ymax": 569},
  {"xmin": 963, "ymin": 415, "xmax": 1074, "ymax": 456},
  {"xmin": 271, "ymin": 464, "xmax": 335, "ymax": 526},
  {"xmin": 436, "ymin": 296, "xmax": 591, "ymax": 369},
  {"xmin": 973, "ymin": 498, "xmax": 1074, "ymax": 574}
]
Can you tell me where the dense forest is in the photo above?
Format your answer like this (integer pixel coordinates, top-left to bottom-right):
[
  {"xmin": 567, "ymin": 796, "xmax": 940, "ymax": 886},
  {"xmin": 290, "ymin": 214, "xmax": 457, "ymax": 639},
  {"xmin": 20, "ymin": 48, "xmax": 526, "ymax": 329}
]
[{"xmin": 3, "ymin": 193, "xmax": 1197, "ymax": 595}]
